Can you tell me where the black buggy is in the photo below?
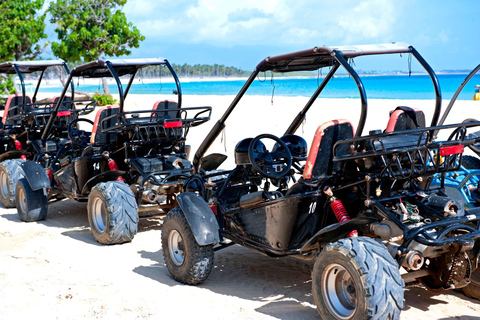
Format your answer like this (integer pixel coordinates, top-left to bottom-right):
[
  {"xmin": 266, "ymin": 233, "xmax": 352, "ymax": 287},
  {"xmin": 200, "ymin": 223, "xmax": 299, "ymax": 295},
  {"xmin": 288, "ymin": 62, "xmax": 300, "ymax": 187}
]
[
  {"xmin": 16, "ymin": 58, "xmax": 212, "ymax": 245},
  {"xmin": 160, "ymin": 43, "xmax": 480, "ymax": 319},
  {"xmin": 0, "ymin": 60, "xmax": 93, "ymax": 208}
]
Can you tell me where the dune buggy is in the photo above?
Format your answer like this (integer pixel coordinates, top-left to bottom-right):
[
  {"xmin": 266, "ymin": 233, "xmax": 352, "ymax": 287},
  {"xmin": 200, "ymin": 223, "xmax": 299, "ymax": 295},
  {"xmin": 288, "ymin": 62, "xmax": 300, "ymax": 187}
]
[
  {"xmin": 430, "ymin": 64, "xmax": 480, "ymax": 207},
  {"xmin": 16, "ymin": 58, "xmax": 212, "ymax": 245},
  {"xmin": 161, "ymin": 43, "xmax": 480, "ymax": 319},
  {"xmin": 0, "ymin": 60, "xmax": 93, "ymax": 208}
]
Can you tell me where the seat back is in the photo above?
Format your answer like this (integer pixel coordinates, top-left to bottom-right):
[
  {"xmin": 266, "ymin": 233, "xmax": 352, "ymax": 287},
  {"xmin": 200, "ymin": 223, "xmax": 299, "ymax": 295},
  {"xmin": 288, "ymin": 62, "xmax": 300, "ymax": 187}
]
[
  {"xmin": 152, "ymin": 100, "xmax": 179, "ymax": 119},
  {"xmin": 385, "ymin": 106, "xmax": 425, "ymax": 133},
  {"xmin": 303, "ymin": 119, "xmax": 354, "ymax": 180},
  {"xmin": 90, "ymin": 105, "xmax": 121, "ymax": 145},
  {"xmin": 2, "ymin": 94, "xmax": 32, "ymax": 125},
  {"xmin": 52, "ymin": 96, "xmax": 75, "ymax": 117}
]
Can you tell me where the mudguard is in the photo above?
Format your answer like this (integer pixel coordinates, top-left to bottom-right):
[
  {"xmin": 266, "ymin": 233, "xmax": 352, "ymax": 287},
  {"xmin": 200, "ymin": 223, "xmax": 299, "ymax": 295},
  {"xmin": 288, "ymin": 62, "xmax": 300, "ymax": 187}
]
[
  {"xmin": 0, "ymin": 150, "xmax": 27, "ymax": 162},
  {"xmin": 176, "ymin": 192, "xmax": 220, "ymax": 245},
  {"xmin": 300, "ymin": 217, "xmax": 377, "ymax": 253},
  {"xmin": 21, "ymin": 161, "xmax": 50, "ymax": 191},
  {"xmin": 81, "ymin": 170, "xmax": 126, "ymax": 195}
]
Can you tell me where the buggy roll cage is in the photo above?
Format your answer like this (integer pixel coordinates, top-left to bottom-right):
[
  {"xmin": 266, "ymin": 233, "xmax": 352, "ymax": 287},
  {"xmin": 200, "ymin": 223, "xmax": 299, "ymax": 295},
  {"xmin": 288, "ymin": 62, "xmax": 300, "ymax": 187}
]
[
  {"xmin": 41, "ymin": 58, "xmax": 182, "ymax": 142},
  {"xmin": 435, "ymin": 63, "xmax": 480, "ymax": 138},
  {"xmin": 0, "ymin": 59, "xmax": 73, "ymax": 106},
  {"xmin": 192, "ymin": 42, "xmax": 442, "ymax": 172}
]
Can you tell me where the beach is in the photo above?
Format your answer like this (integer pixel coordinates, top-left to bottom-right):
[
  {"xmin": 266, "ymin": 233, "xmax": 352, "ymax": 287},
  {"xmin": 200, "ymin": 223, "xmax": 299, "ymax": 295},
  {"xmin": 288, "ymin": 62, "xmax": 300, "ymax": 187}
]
[{"xmin": 1, "ymin": 94, "xmax": 480, "ymax": 320}]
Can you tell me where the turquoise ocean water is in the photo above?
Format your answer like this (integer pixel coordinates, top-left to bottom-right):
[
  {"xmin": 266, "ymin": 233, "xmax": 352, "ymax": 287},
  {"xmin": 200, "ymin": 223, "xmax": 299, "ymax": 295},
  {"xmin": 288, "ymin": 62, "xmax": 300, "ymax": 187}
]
[{"xmin": 41, "ymin": 73, "xmax": 480, "ymax": 100}]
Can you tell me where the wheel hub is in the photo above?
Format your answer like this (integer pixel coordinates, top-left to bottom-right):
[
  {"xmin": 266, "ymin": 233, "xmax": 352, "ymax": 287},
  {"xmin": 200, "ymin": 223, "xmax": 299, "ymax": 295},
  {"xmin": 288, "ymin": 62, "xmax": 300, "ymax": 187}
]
[
  {"xmin": 92, "ymin": 197, "xmax": 107, "ymax": 232},
  {"xmin": 17, "ymin": 187, "xmax": 27, "ymax": 214},
  {"xmin": 168, "ymin": 229, "xmax": 185, "ymax": 266},
  {"xmin": 0, "ymin": 171, "xmax": 9, "ymax": 198},
  {"xmin": 322, "ymin": 263, "xmax": 357, "ymax": 319}
]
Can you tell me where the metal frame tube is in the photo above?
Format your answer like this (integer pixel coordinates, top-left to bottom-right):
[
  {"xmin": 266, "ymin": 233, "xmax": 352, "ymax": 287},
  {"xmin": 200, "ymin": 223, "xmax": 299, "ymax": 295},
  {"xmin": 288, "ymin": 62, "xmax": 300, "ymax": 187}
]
[
  {"xmin": 285, "ymin": 63, "xmax": 340, "ymax": 135},
  {"xmin": 106, "ymin": 61, "xmax": 125, "ymax": 112},
  {"xmin": 410, "ymin": 47, "xmax": 442, "ymax": 128},
  {"xmin": 13, "ymin": 65, "xmax": 26, "ymax": 105},
  {"xmin": 32, "ymin": 70, "xmax": 45, "ymax": 103},
  {"xmin": 165, "ymin": 60, "xmax": 182, "ymax": 109},
  {"xmin": 192, "ymin": 69, "xmax": 259, "ymax": 172},
  {"xmin": 123, "ymin": 69, "xmax": 138, "ymax": 100},
  {"xmin": 437, "ymin": 63, "xmax": 480, "ymax": 132},
  {"xmin": 41, "ymin": 73, "xmax": 74, "ymax": 141},
  {"xmin": 333, "ymin": 51, "xmax": 368, "ymax": 137}
]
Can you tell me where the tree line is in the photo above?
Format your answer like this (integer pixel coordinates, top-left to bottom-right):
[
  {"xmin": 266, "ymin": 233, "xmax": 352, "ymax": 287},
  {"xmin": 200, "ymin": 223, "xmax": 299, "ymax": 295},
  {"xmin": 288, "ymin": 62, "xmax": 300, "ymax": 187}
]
[{"xmin": 0, "ymin": 0, "xmax": 143, "ymax": 95}]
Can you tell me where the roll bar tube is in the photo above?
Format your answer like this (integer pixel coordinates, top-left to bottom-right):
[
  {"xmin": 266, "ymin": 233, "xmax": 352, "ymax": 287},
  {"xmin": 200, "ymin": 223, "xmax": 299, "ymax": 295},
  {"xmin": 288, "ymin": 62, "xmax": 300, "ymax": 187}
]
[
  {"xmin": 13, "ymin": 65, "xmax": 26, "ymax": 105},
  {"xmin": 333, "ymin": 51, "xmax": 368, "ymax": 137},
  {"xmin": 192, "ymin": 69, "xmax": 260, "ymax": 172},
  {"xmin": 436, "ymin": 63, "xmax": 480, "ymax": 136},
  {"xmin": 32, "ymin": 70, "xmax": 45, "ymax": 103},
  {"xmin": 165, "ymin": 60, "xmax": 182, "ymax": 109},
  {"xmin": 410, "ymin": 46, "xmax": 442, "ymax": 128},
  {"xmin": 123, "ymin": 68, "xmax": 138, "ymax": 101},
  {"xmin": 106, "ymin": 61, "xmax": 125, "ymax": 113},
  {"xmin": 285, "ymin": 63, "xmax": 340, "ymax": 135},
  {"xmin": 41, "ymin": 72, "xmax": 75, "ymax": 141}
]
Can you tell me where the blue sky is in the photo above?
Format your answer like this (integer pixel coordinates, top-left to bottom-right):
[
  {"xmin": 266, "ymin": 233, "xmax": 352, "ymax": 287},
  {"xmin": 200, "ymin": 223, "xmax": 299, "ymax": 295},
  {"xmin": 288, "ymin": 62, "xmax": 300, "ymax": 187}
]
[{"xmin": 44, "ymin": 0, "xmax": 480, "ymax": 72}]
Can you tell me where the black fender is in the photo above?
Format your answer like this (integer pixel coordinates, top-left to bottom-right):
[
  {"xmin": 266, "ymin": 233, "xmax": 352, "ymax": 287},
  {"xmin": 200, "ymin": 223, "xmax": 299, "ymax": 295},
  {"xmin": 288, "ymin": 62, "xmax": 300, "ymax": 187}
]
[
  {"xmin": 0, "ymin": 150, "xmax": 27, "ymax": 162},
  {"xmin": 20, "ymin": 161, "xmax": 50, "ymax": 191},
  {"xmin": 176, "ymin": 192, "xmax": 220, "ymax": 245},
  {"xmin": 81, "ymin": 170, "xmax": 126, "ymax": 195},
  {"xmin": 300, "ymin": 217, "xmax": 377, "ymax": 253}
]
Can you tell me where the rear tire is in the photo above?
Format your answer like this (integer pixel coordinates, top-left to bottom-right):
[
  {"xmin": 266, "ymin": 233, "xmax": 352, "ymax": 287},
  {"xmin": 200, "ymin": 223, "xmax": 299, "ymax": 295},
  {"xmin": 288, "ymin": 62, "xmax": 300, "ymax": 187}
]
[
  {"xmin": 161, "ymin": 207, "xmax": 214, "ymax": 285},
  {"xmin": 15, "ymin": 178, "xmax": 48, "ymax": 222},
  {"xmin": 462, "ymin": 281, "xmax": 480, "ymax": 300},
  {"xmin": 462, "ymin": 155, "xmax": 480, "ymax": 169},
  {"xmin": 312, "ymin": 237, "xmax": 404, "ymax": 320},
  {"xmin": 87, "ymin": 181, "xmax": 138, "ymax": 245},
  {"xmin": 0, "ymin": 159, "xmax": 25, "ymax": 208}
]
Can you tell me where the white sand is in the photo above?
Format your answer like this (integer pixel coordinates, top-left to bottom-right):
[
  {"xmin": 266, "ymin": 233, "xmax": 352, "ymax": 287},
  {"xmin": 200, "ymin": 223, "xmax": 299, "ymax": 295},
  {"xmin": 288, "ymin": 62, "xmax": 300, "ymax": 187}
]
[{"xmin": 1, "ymin": 94, "xmax": 480, "ymax": 319}]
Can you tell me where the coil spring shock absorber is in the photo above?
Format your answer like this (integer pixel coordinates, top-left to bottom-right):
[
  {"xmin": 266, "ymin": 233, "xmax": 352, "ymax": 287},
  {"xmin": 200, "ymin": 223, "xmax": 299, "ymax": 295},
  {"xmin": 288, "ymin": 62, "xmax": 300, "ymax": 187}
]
[
  {"xmin": 13, "ymin": 135, "xmax": 27, "ymax": 160},
  {"xmin": 102, "ymin": 151, "xmax": 125, "ymax": 182},
  {"xmin": 323, "ymin": 186, "xmax": 358, "ymax": 237}
]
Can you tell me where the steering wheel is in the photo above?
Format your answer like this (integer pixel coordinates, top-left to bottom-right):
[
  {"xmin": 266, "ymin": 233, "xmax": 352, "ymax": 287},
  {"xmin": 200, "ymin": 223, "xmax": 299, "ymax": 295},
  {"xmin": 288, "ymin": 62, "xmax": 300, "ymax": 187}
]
[
  {"xmin": 247, "ymin": 134, "xmax": 292, "ymax": 179},
  {"xmin": 68, "ymin": 118, "xmax": 94, "ymax": 148}
]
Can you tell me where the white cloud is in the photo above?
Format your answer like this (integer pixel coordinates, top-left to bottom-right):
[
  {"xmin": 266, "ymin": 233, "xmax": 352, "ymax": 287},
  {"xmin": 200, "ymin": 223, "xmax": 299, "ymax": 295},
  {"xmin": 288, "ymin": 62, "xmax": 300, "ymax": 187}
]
[{"xmin": 123, "ymin": 0, "xmax": 402, "ymax": 47}]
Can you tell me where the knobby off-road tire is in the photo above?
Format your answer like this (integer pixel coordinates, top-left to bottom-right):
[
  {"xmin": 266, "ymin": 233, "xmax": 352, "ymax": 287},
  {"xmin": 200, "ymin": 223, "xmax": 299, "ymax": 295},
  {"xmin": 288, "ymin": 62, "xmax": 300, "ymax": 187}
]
[
  {"xmin": 461, "ymin": 155, "xmax": 480, "ymax": 170},
  {"xmin": 87, "ymin": 181, "xmax": 138, "ymax": 245},
  {"xmin": 312, "ymin": 237, "xmax": 404, "ymax": 320},
  {"xmin": 161, "ymin": 207, "xmax": 214, "ymax": 285},
  {"xmin": 15, "ymin": 178, "xmax": 48, "ymax": 222},
  {"xmin": 462, "ymin": 262, "xmax": 480, "ymax": 300},
  {"xmin": 0, "ymin": 159, "xmax": 25, "ymax": 208},
  {"xmin": 462, "ymin": 280, "xmax": 480, "ymax": 300}
]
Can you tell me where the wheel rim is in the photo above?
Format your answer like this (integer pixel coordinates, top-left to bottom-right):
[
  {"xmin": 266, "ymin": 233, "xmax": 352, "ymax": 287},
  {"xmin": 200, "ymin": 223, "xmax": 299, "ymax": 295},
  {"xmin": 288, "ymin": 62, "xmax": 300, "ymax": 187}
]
[
  {"xmin": 92, "ymin": 197, "xmax": 107, "ymax": 232},
  {"xmin": 17, "ymin": 186, "xmax": 27, "ymax": 214},
  {"xmin": 0, "ymin": 170, "xmax": 9, "ymax": 198},
  {"xmin": 321, "ymin": 263, "xmax": 357, "ymax": 319},
  {"xmin": 168, "ymin": 229, "xmax": 184, "ymax": 266}
]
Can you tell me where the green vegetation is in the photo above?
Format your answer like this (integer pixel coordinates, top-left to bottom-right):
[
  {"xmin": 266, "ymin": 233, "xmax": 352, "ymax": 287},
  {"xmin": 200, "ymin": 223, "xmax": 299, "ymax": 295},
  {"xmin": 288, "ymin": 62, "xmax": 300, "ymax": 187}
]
[
  {"xmin": 92, "ymin": 92, "xmax": 117, "ymax": 106},
  {"xmin": 0, "ymin": 0, "xmax": 47, "ymax": 94},
  {"xmin": 49, "ymin": 0, "xmax": 144, "ymax": 61},
  {"xmin": 170, "ymin": 64, "xmax": 250, "ymax": 78},
  {"xmin": 0, "ymin": 76, "xmax": 16, "ymax": 94},
  {"xmin": 49, "ymin": 0, "xmax": 144, "ymax": 93}
]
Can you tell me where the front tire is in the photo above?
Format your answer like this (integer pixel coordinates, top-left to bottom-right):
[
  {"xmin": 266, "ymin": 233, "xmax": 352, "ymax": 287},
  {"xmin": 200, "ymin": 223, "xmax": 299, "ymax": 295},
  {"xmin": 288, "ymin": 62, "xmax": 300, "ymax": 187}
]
[
  {"xmin": 161, "ymin": 207, "xmax": 214, "ymax": 285},
  {"xmin": 0, "ymin": 159, "xmax": 25, "ymax": 208},
  {"xmin": 15, "ymin": 178, "xmax": 48, "ymax": 222},
  {"xmin": 87, "ymin": 181, "xmax": 138, "ymax": 245},
  {"xmin": 312, "ymin": 237, "xmax": 404, "ymax": 320},
  {"xmin": 462, "ymin": 265, "xmax": 480, "ymax": 300}
]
